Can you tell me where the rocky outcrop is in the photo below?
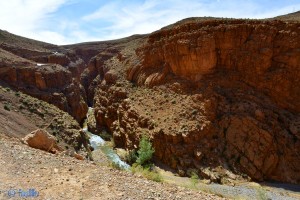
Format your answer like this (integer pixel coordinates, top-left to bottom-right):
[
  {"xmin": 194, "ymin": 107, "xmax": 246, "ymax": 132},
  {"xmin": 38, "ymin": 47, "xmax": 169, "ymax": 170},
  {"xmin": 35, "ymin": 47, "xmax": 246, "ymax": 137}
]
[
  {"xmin": 48, "ymin": 52, "xmax": 70, "ymax": 66},
  {"xmin": 81, "ymin": 49, "xmax": 120, "ymax": 105}
]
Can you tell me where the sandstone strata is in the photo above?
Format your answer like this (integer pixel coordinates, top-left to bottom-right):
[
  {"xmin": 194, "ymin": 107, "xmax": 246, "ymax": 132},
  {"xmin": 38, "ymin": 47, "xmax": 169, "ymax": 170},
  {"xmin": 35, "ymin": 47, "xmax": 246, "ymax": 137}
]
[{"xmin": 94, "ymin": 19, "xmax": 300, "ymax": 184}]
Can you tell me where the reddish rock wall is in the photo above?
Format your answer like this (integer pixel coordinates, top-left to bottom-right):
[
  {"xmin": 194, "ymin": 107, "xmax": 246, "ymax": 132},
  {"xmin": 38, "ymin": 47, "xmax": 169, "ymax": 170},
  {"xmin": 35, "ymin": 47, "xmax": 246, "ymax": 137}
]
[
  {"xmin": 0, "ymin": 62, "xmax": 87, "ymax": 123},
  {"xmin": 129, "ymin": 20, "xmax": 300, "ymax": 113},
  {"xmin": 98, "ymin": 19, "xmax": 300, "ymax": 183}
]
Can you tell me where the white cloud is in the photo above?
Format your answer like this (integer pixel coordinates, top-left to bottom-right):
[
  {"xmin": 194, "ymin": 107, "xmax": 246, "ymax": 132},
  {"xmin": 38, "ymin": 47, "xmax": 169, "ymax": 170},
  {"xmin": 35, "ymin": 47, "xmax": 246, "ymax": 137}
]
[
  {"xmin": 82, "ymin": 0, "xmax": 300, "ymax": 41},
  {"xmin": 1, "ymin": 0, "xmax": 300, "ymax": 44},
  {"xmin": 0, "ymin": 0, "xmax": 70, "ymax": 44}
]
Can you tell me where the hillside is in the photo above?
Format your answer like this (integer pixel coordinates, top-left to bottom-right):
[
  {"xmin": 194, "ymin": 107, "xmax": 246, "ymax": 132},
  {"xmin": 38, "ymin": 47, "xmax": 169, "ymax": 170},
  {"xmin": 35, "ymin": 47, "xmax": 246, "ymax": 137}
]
[{"xmin": 274, "ymin": 10, "xmax": 300, "ymax": 21}]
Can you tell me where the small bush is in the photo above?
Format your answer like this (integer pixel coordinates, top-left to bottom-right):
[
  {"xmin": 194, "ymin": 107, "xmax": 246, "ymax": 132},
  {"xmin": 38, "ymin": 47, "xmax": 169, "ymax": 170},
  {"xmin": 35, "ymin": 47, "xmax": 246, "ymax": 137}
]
[
  {"xmin": 256, "ymin": 187, "xmax": 268, "ymax": 200},
  {"xmin": 18, "ymin": 104, "xmax": 25, "ymax": 110},
  {"xmin": 136, "ymin": 135, "xmax": 154, "ymax": 166},
  {"xmin": 125, "ymin": 149, "xmax": 138, "ymax": 165},
  {"xmin": 110, "ymin": 161, "xmax": 123, "ymax": 170},
  {"xmin": 190, "ymin": 171, "xmax": 199, "ymax": 187},
  {"xmin": 131, "ymin": 163, "xmax": 162, "ymax": 182},
  {"xmin": 29, "ymin": 107, "xmax": 37, "ymax": 113},
  {"xmin": 15, "ymin": 92, "xmax": 20, "ymax": 97},
  {"xmin": 4, "ymin": 104, "xmax": 10, "ymax": 111}
]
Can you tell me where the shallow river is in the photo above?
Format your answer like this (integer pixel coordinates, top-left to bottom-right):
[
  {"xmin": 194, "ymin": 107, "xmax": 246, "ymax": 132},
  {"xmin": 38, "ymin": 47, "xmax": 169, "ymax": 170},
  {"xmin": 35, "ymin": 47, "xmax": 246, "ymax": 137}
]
[{"xmin": 83, "ymin": 108, "xmax": 130, "ymax": 170}]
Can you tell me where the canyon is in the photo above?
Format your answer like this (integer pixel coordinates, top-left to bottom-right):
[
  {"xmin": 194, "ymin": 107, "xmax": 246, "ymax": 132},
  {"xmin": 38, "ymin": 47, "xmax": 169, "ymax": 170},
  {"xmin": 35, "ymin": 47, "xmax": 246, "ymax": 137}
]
[{"xmin": 0, "ymin": 12, "xmax": 299, "ymax": 188}]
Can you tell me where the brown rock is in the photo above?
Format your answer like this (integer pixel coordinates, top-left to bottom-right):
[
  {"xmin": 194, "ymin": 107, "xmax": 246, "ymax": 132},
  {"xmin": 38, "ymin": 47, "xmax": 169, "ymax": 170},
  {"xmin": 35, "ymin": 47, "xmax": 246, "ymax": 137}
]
[
  {"xmin": 34, "ymin": 72, "xmax": 47, "ymax": 90},
  {"xmin": 22, "ymin": 129, "xmax": 61, "ymax": 153},
  {"xmin": 73, "ymin": 152, "xmax": 84, "ymax": 160},
  {"xmin": 255, "ymin": 109, "xmax": 265, "ymax": 120},
  {"xmin": 104, "ymin": 70, "xmax": 118, "ymax": 84},
  {"xmin": 48, "ymin": 53, "xmax": 70, "ymax": 66}
]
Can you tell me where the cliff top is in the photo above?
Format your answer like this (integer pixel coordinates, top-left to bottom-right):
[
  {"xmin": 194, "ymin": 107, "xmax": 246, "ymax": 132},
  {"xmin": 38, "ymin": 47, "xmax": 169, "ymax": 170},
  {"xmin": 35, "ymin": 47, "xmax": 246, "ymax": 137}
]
[{"xmin": 274, "ymin": 10, "xmax": 300, "ymax": 21}]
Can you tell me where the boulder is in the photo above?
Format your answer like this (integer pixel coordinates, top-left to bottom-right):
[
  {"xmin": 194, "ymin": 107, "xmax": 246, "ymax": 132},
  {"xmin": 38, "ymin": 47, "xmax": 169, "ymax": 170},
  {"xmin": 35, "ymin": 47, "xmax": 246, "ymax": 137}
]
[
  {"xmin": 104, "ymin": 70, "xmax": 118, "ymax": 84},
  {"xmin": 22, "ymin": 129, "xmax": 61, "ymax": 153}
]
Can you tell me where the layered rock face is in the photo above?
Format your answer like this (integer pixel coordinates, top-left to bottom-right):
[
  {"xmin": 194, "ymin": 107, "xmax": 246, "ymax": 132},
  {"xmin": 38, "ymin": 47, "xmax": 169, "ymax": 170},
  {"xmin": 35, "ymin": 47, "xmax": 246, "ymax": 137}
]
[
  {"xmin": 129, "ymin": 19, "xmax": 300, "ymax": 113},
  {"xmin": 0, "ymin": 49, "xmax": 87, "ymax": 123},
  {"xmin": 94, "ymin": 19, "xmax": 300, "ymax": 183},
  {"xmin": 0, "ymin": 65, "xmax": 87, "ymax": 122}
]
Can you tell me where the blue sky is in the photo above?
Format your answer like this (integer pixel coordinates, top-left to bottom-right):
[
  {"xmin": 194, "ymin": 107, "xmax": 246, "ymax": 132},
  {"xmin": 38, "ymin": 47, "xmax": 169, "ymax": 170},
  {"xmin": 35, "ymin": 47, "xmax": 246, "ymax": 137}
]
[{"xmin": 0, "ymin": 0, "xmax": 300, "ymax": 45}]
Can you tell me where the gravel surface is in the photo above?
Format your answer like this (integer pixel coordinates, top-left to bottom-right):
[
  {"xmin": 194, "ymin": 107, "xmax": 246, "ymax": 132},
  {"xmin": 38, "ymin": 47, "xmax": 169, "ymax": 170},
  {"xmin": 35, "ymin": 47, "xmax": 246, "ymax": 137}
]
[
  {"xmin": 0, "ymin": 134, "xmax": 223, "ymax": 200},
  {"xmin": 207, "ymin": 183, "xmax": 299, "ymax": 200}
]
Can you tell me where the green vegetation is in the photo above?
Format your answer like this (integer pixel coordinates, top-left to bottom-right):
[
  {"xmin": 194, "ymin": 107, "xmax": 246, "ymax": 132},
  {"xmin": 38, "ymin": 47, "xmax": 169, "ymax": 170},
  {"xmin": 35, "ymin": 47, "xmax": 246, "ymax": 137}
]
[
  {"xmin": 15, "ymin": 91, "xmax": 20, "ymax": 97},
  {"xmin": 190, "ymin": 170, "xmax": 199, "ymax": 187},
  {"xmin": 129, "ymin": 135, "xmax": 162, "ymax": 182},
  {"xmin": 131, "ymin": 163, "xmax": 162, "ymax": 182},
  {"xmin": 136, "ymin": 135, "xmax": 155, "ymax": 166},
  {"xmin": 256, "ymin": 187, "xmax": 268, "ymax": 200},
  {"xmin": 124, "ymin": 149, "xmax": 138, "ymax": 165},
  {"xmin": 109, "ymin": 161, "xmax": 124, "ymax": 170},
  {"xmin": 4, "ymin": 104, "xmax": 10, "ymax": 111},
  {"xmin": 99, "ymin": 131, "xmax": 112, "ymax": 141}
]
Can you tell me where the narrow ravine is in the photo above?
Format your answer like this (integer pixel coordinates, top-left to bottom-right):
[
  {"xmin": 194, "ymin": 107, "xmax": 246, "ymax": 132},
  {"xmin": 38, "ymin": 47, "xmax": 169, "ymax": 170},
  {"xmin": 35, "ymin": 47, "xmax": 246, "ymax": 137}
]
[{"xmin": 83, "ymin": 107, "xmax": 130, "ymax": 170}]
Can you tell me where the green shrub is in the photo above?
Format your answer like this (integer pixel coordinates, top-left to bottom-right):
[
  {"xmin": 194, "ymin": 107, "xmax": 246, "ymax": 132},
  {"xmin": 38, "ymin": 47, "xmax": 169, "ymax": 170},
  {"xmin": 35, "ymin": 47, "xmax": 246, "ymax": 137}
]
[
  {"xmin": 18, "ymin": 104, "xmax": 25, "ymax": 110},
  {"xmin": 190, "ymin": 171, "xmax": 199, "ymax": 187},
  {"xmin": 131, "ymin": 163, "xmax": 162, "ymax": 182},
  {"xmin": 15, "ymin": 92, "xmax": 20, "ymax": 97},
  {"xmin": 256, "ymin": 187, "xmax": 268, "ymax": 200},
  {"xmin": 109, "ymin": 161, "xmax": 123, "ymax": 170},
  {"xmin": 136, "ymin": 135, "xmax": 154, "ymax": 166},
  {"xmin": 4, "ymin": 104, "xmax": 10, "ymax": 111},
  {"xmin": 125, "ymin": 149, "xmax": 138, "ymax": 165}
]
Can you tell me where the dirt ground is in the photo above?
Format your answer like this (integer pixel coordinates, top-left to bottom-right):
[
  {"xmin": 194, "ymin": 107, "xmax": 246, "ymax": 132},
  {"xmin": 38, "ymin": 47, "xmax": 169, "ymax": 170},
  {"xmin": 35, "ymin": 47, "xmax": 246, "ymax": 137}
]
[{"xmin": 0, "ymin": 134, "xmax": 223, "ymax": 200}]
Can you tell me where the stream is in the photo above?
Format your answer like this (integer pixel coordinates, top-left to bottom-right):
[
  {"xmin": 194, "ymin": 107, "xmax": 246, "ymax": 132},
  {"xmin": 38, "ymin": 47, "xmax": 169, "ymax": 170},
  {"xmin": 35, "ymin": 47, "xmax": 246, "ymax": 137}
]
[{"xmin": 83, "ymin": 107, "xmax": 130, "ymax": 170}]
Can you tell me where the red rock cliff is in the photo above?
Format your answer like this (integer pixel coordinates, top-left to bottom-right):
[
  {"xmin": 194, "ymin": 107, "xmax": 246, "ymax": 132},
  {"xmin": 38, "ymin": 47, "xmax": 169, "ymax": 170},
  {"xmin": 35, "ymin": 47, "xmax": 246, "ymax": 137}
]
[
  {"xmin": 0, "ymin": 49, "xmax": 87, "ymax": 123},
  {"xmin": 129, "ymin": 20, "xmax": 300, "ymax": 113},
  {"xmin": 107, "ymin": 19, "xmax": 300, "ymax": 183}
]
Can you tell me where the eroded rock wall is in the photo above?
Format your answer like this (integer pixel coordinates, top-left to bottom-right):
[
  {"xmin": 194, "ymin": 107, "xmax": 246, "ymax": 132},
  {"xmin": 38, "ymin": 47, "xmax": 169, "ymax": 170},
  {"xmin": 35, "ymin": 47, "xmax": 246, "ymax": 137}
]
[
  {"xmin": 0, "ymin": 58, "xmax": 87, "ymax": 123},
  {"xmin": 129, "ymin": 20, "xmax": 300, "ymax": 113},
  {"xmin": 94, "ymin": 19, "xmax": 300, "ymax": 184}
]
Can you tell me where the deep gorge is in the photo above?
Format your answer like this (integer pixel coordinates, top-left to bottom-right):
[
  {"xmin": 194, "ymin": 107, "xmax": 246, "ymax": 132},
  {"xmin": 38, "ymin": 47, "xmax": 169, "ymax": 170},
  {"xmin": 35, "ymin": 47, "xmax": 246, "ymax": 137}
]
[{"xmin": 0, "ymin": 18, "xmax": 299, "ymax": 184}]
